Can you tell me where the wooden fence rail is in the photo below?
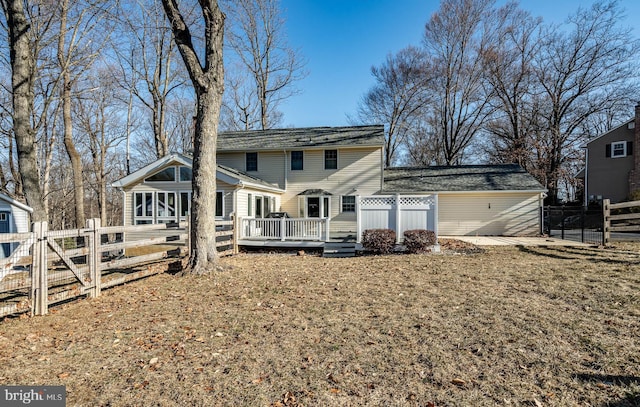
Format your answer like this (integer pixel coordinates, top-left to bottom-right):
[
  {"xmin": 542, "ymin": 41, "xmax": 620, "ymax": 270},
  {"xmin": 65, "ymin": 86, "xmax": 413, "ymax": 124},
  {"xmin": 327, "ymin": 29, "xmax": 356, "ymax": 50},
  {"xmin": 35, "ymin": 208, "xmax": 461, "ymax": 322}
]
[
  {"xmin": 0, "ymin": 218, "xmax": 236, "ymax": 318},
  {"xmin": 603, "ymin": 199, "xmax": 640, "ymax": 244}
]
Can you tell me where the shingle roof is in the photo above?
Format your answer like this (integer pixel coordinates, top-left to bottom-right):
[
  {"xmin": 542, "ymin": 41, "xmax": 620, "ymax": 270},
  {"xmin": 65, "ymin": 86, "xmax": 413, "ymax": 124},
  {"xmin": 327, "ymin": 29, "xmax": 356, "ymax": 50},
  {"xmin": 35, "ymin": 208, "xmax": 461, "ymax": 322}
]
[
  {"xmin": 383, "ymin": 164, "xmax": 545, "ymax": 193},
  {"xmin": 217, "ymin": 164, "xmax": 283, "ymax": 192},
  {"xmin": 112, "ymin": 153, "xmax": 283, "ymax": 193},
  {"xmin": 218, "ymin": 125, "xmax": 385, "ymax": 151}
]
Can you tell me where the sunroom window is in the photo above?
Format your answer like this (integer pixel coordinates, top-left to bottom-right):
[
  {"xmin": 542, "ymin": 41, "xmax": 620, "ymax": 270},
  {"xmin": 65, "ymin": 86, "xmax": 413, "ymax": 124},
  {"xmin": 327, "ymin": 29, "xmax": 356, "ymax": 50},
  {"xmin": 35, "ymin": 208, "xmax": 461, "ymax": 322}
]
[{"xmin": 145, "ymin": 167, "xmax": 175, "ymax": 182}]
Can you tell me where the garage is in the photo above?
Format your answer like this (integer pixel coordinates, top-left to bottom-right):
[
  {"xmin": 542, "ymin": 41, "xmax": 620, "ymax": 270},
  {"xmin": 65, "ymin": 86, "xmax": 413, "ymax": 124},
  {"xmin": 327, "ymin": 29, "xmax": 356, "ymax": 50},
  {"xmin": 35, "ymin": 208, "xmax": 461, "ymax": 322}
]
[
  {"xmin": 383, "ymin": 165, "xmax": 546, "ymax": 236},
  {"xmin": 438, "ymin": 192, "xmax": 542, "ymax": 236}
]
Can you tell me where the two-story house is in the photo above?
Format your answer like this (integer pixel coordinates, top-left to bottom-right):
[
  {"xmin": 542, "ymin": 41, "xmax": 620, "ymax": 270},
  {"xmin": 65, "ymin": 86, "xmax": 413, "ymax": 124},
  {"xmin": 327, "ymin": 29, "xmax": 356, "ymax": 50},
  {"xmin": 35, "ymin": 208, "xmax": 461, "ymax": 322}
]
[
  {"xmin": 579, "ymin": 102, "xmax": 640, "ymax": 204},
  {"xmin": 113, "ymin": 125, "xmax": 546, "ymax": 244},
  {"xmin": 112, "ymin": 126, "xmax": 384, "ymax": 236}
]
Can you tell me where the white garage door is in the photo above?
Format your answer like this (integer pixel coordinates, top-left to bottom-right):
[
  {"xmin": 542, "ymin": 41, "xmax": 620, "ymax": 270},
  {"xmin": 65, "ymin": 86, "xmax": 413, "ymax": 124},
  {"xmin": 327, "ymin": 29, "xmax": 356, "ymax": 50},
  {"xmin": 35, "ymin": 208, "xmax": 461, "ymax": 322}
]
[{"xmin": 438, "ymin": 193, "xmax": 540, "ymax": 236}]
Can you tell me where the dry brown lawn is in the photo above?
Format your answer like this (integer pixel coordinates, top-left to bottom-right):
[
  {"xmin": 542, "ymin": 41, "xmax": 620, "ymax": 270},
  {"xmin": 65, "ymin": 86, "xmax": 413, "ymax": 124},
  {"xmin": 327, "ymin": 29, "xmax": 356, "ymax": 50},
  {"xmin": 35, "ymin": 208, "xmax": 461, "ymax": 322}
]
[{"xmin": 0, "ymin": 241, "xmax": 639, "ymax": 406}]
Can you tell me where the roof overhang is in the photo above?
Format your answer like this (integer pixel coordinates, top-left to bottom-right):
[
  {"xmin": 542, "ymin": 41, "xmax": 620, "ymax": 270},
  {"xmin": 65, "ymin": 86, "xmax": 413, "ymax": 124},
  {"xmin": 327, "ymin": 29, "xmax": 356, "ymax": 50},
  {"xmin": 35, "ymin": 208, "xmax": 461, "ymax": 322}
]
[
  {"xmin": 0, "ymin": 192, "xmax": 33, "ymax": 213},
  {"xmin": 112, "ymin": 153, "xmax": 192, "ymax": 188},
  {"xmin": 297, "ymin": 189, "xmax": 333, "ymax": 196},
  {"xmin": 381, "ymin": 189, "xmax": 547, "ymax": 195}
]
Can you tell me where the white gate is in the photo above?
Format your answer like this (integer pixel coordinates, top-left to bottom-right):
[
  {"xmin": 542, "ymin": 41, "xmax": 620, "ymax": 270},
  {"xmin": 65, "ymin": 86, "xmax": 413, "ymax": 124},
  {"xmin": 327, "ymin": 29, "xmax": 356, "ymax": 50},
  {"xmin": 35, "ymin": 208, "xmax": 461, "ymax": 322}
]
[{"xmin": 357, "ymin": 195, "xmax": 438, "ymax": 243}]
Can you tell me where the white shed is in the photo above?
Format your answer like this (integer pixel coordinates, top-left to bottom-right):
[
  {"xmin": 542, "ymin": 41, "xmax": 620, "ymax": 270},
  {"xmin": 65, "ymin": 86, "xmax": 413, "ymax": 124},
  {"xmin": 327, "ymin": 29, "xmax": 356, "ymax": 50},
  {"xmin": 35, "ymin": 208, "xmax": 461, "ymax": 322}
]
[{"xmin": 0, "ymin": 193, "xmax": 33, "ymax": 258}]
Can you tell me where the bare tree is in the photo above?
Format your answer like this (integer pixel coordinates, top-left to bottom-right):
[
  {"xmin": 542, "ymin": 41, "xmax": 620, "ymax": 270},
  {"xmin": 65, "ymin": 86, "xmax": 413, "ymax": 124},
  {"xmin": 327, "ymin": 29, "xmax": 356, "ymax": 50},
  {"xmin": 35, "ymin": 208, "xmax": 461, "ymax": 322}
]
[
  {"xmin": 533, "ymin": 0, "xmax": 639, "ymax": 203},
  {"xmin": 1, "ymin": 0, "xmax": 47, "ymax": 221},
  {"xmin": 355, "ymin": 46, "xmax": 431, "ymax": 167},
  {"xmin": 481, "ymin": 2, "xmax": 542, "ymax": 170},
  {"xmin": 223, "ymin": 0, "xmax": 305, "ymax": 130},
  {"xmin": 161, "ymin": 0, "xmax": 225, "ymax": 273},
  {"xmin": 423, "ymin": 0, "xmax": 495, "ymax": 165},
  {"xmin": 56, "ymin": 0, "xmax": 111, "ymax": 227},
  {"xmin": 75, "ymin": 69, "xmax": 126, "ymax": 224},
  {"xmin": 115, "ymin": 0, "xmax": 189, "ymax": 158}
]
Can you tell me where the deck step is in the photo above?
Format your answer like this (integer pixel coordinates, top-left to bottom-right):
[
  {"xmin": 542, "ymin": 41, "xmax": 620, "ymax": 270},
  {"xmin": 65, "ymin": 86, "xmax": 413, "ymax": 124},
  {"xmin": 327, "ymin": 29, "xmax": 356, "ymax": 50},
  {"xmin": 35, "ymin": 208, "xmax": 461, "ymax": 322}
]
[{"xmin": 323, "ymin": 242, "xmax": 357, "ymax": 258}]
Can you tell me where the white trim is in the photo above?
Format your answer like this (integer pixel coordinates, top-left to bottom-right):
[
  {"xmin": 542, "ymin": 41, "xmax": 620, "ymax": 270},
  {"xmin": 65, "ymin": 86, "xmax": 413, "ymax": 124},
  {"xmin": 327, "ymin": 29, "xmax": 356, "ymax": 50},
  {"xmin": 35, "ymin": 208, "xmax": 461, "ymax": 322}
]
[
  {"xmin": 112, "ymin": 153, "xmax": 192, "ymax": 188},
  {"xmin": 611, "ymin": 141, "xmax": 627, "ymax": 158},
  {"xmin": 581, "ymin": 118, "xmax": 634, "ymax": 148},
  {"xmin": 0, "ymin": 193, "xmax": 33, "ymax": 213}
]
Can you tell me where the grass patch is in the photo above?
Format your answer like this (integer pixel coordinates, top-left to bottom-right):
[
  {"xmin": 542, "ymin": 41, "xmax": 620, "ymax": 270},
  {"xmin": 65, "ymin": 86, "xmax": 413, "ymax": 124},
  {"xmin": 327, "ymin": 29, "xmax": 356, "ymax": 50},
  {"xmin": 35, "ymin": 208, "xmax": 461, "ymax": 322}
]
[{"xmin": 0, "ymin": 243, "xmax": 639, "ymax": 406}]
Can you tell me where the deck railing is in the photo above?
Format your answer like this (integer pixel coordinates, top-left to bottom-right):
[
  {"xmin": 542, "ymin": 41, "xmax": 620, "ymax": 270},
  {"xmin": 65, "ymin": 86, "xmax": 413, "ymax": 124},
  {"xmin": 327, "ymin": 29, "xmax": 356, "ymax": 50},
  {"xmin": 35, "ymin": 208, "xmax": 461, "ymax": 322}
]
[{"xmin": 240, "ymin": 217, "xmax": 330, "ymax": 241}]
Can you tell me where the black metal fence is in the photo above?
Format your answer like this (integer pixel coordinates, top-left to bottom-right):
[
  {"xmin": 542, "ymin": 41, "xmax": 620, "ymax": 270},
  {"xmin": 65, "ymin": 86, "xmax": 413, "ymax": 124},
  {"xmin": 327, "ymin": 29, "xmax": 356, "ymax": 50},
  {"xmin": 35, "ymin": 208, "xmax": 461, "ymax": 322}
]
[{"xmin": 541, "ymin": 206, "xmax": 604, "ymax": 245}]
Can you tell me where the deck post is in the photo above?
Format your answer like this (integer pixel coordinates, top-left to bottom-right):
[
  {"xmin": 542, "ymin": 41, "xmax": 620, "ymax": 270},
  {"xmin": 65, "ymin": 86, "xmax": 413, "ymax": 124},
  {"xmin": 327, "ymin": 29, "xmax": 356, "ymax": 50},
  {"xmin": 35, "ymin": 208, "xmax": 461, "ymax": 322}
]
[
  {"xmin": 86, "ymin": 218, "xmax": 101, "ymax": 298},
  {"xmin": 356, "ymin": 195, "xmax": 362, "ymax": 243},
  {"xmin": 395, "ymin": 194, "xmax": 401, "ymax": 243},
  {"xmin": 325, "ymin": 217, "xmax": 330, "ymax": 242},
  {"xmin": 281, "ymin": 217, "xmax": 286, "ymax": 241},
  {"xmin": 232, "ymin": 214, "xmax": 239, "ymax": 254}
]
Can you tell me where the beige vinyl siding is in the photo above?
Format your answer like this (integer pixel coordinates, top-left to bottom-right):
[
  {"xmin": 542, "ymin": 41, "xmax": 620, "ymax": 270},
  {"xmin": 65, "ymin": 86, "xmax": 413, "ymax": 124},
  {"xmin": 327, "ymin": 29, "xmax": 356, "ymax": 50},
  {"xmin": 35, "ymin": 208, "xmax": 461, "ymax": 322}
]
[
  {"xmin": 234, "ymin": 188, "xmax": 282, "ymax": 219},
  {"xmin": 218, "ymin": 151, "xmax": 286, "ymax": 187},
  {"xmin": 281, "ymin": 147, "xmax": 382, "ymax": 232},
  {"xmin": 439, "ymin": 193, "xmax": 540, "ymax": 236},
  {"xmin": 124, "ymin": 179, "xmax": 237, "ymax": 225}
]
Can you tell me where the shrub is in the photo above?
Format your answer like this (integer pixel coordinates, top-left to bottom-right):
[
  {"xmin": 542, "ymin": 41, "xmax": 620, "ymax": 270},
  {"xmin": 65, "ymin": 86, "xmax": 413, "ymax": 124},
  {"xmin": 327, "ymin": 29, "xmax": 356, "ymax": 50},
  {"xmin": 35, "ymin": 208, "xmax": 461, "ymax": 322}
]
[
  {"xmin": 403, "ymin": 229, "xmax": 437, "ymax": 254},
  {"xmin": 362, "ymin": 229, "xmax": 396, "ymax": 254}
]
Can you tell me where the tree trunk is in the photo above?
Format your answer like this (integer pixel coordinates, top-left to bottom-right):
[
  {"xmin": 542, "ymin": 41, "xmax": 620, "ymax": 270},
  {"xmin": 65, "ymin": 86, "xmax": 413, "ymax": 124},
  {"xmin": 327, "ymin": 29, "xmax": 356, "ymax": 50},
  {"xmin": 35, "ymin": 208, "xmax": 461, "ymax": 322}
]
[
  {"xmin": 190, "ymin": 90, "xmax": 221, "ymax": 272},
  {"xmin": 3, "ymin": 0, "xmax": 47, "ymax": 222},
  {"xmin": 58, "ymin": 0, "xmax": 85, "ymax": 227},
  {"xmin": 161, "ymin": 0, "xmax": 224, "ymax": 274}
]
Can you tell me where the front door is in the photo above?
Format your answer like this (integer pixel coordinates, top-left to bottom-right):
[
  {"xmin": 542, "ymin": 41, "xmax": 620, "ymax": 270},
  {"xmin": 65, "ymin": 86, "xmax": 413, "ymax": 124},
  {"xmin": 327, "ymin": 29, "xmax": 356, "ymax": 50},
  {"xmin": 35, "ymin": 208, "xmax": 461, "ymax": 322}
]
[{"xmin": 307, "ymin": 197, "xmax": 320, "ymax": 218}]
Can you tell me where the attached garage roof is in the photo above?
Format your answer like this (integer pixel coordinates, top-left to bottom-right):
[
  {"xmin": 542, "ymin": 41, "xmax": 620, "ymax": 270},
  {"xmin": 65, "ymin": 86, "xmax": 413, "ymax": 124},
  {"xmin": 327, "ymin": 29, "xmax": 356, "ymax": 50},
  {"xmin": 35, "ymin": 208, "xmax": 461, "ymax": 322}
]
[{"xmin": 383, "ymin": 164, "xmax": 545, "ymax": 193}]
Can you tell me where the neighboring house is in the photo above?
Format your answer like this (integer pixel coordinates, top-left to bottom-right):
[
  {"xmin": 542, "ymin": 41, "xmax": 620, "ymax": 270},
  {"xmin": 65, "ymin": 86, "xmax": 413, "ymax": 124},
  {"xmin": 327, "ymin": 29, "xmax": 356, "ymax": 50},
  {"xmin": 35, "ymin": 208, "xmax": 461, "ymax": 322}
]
[
  {"xmin": 0, "ymin": 192, "xmax": 33, "ymax": 258},
  {"xmin": 113, "ymin": 125, "xmax": 546, "ymax": 244},
  {"xmin": 383, "ymin": 165, "xmax": 545, "ymax": 236},
  {"xmin": 579, "ymin": 103, "xmax": 640, "ymax": 204}
]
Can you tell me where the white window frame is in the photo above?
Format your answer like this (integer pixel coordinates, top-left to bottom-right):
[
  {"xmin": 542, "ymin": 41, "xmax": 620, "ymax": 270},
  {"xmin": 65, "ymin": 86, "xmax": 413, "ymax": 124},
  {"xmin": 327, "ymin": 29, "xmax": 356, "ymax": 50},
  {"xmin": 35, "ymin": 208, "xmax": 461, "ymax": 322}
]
[
  {"xmin": 178, "ymin": 166, "xmax": 192, "ymax": 182},
  {"xmin": 144, "ymin": 166, "xmax": 176, "ymax": 183},
  {"xmin": 341, "ymin": 195, "xmax": 356, "ymax": 213},
  {"xmin": 324, "ymin": 149, "xmax": 338, "ymax": 170},
  {"xmin": 179, "ymin": 191, "xmax": 191, "ymax": 221},
  {"xmin": 134, "ymin": 192, "xmax": 154, "ymax": 224},
  {"xmin": 156, "ymin": 192, "xmax": 177, "ymax": 223},
  {"xmin": 216, "ymin": 191, "xmax": 224, "ymax": 218},
  {"xmin": 611, "ymin": 141, "xmax": 627, "ymax": 158}
]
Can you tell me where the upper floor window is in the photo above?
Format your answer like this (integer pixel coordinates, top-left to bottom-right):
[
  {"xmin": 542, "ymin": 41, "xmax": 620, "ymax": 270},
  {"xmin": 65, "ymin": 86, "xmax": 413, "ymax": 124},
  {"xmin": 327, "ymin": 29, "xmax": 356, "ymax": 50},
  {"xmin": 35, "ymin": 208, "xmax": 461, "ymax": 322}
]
[
  {"xmin": 246, "ymin": 152, "xmax": 258, "ymax": 171},
  {"xmin": 612, "ymin": 141, "xmax": 626, "ymax": 158},
  {"xmin": 325, "ymin": 150, "xmax": 338, "ymax": 170},
  {"xmin": 607, "ymin": 141, "xmax": 632, "ymax": 158},
  {"xmin": 145, "ymin": 167, "xmax": 175, "ymax": 182},
  {"xmin": 291, "ymin": 151, "xmax": 304, "ymax": 171},
  {"xmin": 179, "ymin": 166, "xmax": 192, "ymax": 181}
]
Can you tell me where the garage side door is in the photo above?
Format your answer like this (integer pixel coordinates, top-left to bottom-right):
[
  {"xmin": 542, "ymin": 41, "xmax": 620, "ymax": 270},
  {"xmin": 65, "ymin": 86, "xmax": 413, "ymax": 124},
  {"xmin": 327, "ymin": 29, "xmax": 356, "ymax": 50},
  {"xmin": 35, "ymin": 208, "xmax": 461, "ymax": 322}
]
[{"xmin": 438, "ymin": 193, "xmax": 540, "ymax": 236}]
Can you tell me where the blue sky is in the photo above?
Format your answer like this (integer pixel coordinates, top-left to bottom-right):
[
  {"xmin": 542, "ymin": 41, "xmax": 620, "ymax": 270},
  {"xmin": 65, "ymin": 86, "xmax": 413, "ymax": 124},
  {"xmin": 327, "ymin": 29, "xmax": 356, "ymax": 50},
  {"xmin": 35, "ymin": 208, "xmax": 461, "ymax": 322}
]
[{"xmin": 277, "ymin": 0, "xmax": 640, "ymax": 128}]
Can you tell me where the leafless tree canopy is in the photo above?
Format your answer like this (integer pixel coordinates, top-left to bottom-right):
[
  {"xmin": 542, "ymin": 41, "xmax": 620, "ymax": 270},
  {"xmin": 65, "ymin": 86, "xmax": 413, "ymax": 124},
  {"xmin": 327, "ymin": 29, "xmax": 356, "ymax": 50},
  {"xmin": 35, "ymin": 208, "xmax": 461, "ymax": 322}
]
[
  {"xmin": 222, "ymin": 0, "xmax": 306, "ymax": 130},
  {"xmin": 356, "ymin": 0, "xmax": 639, "ymax": 203}
]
